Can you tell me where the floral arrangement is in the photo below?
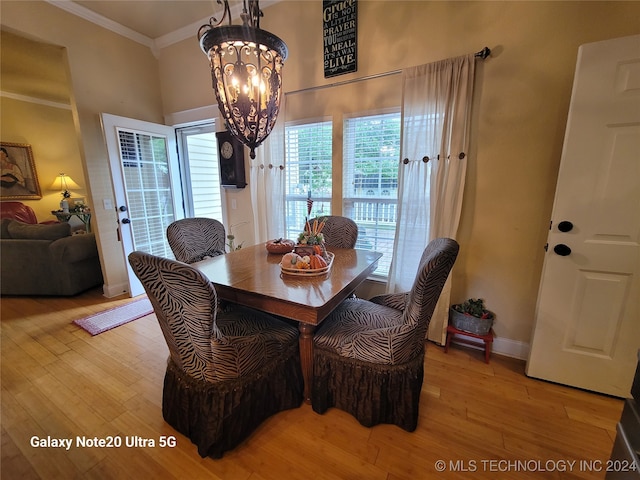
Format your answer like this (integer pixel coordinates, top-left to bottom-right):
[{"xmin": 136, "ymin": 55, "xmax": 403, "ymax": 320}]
[
  {"xmin": 226, "ymin": 221, "xmax": 248, "ymax": 251},
  {"xmin": 452, "ymin": 298, "xmax": 494, "ymax": 319},
  {"xmin": 297, "ymin": 217, "xmax": 326, "ymax": 245},
  {"xmin": 70, "ymin": 202, "xmax": 90, "ymax": 214},
  {"xmin": 226, "ymin": 233, "xmax": 242, "ymax": 251},
  {"xmin": 297, "ymin": 194, "xmax": 326, "ymax": 246},
  {"xmin": 450, "ymin": 298, "xmax": 495, "ymax": 336}
]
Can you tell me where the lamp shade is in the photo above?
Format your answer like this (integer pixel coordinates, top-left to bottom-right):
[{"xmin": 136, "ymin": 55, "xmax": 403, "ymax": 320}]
[{"xmin": 50, "ymin": 173, "xmax": 80, "ymax": 192}]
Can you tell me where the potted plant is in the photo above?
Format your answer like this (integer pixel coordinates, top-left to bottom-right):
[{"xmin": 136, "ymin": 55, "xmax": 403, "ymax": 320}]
[{"xmin": 449, "ymin": 298, "xmax": 495, "ymax": 335}]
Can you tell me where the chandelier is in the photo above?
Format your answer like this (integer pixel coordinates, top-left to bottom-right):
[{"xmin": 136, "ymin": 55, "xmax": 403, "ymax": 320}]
[{"xmin": 198, "ymin": 0, "xmax": 288, "ymax": 159}]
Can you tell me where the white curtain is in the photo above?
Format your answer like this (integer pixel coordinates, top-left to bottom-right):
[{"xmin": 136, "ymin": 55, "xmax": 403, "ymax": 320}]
[
  {"xmin": 387, "ymin": 54, "xmax": 477, "ymax": 345},
  {"xmin": 250, "ymin": 95, "xmax": 286, "ymax": 242}
]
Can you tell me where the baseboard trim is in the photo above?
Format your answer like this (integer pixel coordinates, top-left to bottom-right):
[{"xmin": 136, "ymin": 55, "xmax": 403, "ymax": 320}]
[
  {"xmin": 102, "ymin": 282, "xmax": 129, "ymax": 298},
  {"xmin": 493, "ymin": 337, "xmax": 530, "ymax": 360}
]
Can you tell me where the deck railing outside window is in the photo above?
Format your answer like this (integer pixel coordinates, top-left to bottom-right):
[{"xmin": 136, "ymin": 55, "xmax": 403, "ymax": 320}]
[{"xmin": 343, "ymin": 111, "xmax": 401, "ymax": 277}]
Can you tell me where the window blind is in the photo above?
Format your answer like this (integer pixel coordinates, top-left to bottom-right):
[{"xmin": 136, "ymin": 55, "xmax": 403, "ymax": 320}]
[
  {"xmin": 343, "ymin": 111, "xmax": 401, "ymax": 277},
  {"xmin": 118, "ymin": 129, "xmax": 175, "ymax": 258},
  {"xmin": 284, "ymin": 120, "xmax": 333, "ymax": 240}
]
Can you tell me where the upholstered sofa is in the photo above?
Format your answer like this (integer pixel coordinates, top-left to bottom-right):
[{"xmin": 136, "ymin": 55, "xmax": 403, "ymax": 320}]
[
  {"xmin": 0, "ymin": 218, "xmax": 103, "ymax": 296},
  {"xmin": 0, "ymin": 201, "xmax": 58, "ymax": 225}
]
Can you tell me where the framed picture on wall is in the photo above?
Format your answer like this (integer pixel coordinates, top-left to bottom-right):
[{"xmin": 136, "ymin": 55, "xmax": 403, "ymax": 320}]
[
  {"xmin": 216, "ymin": 131, "xmax": 246, "ymax": 189},
  {"xmin": 0, "ymin": 142, "xmax": 42, "ymax": 199}
]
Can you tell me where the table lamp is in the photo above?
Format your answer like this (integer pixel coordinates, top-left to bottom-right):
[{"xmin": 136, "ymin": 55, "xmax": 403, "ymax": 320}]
[{"xmin": 50, "ymin": 173, "xmax": 80, "ymax": 213}]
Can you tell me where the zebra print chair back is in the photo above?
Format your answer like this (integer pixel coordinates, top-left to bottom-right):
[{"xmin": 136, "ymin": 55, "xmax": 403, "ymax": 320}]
[
  {"xmin": 128, "ymin": 251, "xmax": 220, "ymax": 382},
  {"xmin": 311, "ymin": 238, "xmax": 459, "ymax": 431},
  {"xmin": 312, "ymin": 216, "xmax": 358, "ymax": 249},
  {"xmin": 167, "ymin": 217, "xmax": 226, "ymax": 264},
  {"xmin": 128, "ymin": 251, "xmax": 304, "ymax": 458},
  {"xmin": 403, "ymin": 237, "xmax": 461, "ymax": 351}
]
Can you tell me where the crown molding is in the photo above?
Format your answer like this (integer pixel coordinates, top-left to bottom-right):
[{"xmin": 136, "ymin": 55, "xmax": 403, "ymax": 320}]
[
  {"xmin": 47, "ymin": 0, "xmax": 282, "ymax": 57},
  {"xmin": 154, "ymin": 1, "xmax": 280, "ymax": 51},
  {"xmin": 1, "ymin": 90, "xmax": 72, "ymax": 110},
  {"xmin": 46, "ymin": 0, "xmax": 154, "ymax": 49},
  {"xmin": 154, "ymin": 15, "xmax": 216, "ymax": 51}
]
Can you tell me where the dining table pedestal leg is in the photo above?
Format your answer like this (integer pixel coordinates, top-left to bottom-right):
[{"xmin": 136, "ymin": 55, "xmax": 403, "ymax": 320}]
[{"xmin": 298, "ymin": 323, "xmax": 315, "ymax": 404}]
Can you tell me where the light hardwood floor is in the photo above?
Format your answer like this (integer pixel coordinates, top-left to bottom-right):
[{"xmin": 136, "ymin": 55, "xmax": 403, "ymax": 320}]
[{"xmin": 1, "ymin": 288, "xmax": 624, "ymax": 479}]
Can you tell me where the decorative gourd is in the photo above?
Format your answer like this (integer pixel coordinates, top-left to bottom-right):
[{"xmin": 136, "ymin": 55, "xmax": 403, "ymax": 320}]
[
  {"xmin": 311, "ymin": 254, "xmax": 327, "ymax": 269},
  {"xmin": 282, "ymin": 252, "xmax": 302, "ymax": 266}
]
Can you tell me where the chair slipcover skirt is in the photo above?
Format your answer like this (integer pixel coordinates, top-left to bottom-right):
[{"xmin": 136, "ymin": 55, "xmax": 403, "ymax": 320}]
[
  {"xmin": 312, "ymin": 347, "xmax": 424, "ymax": 432},
  {"xmin": 310, "ymin": 238, "xmax": 459, "ymax": 432},
  {"xmin": 163, "ymin": 340, "xmax": 303, "ymax": 458}
]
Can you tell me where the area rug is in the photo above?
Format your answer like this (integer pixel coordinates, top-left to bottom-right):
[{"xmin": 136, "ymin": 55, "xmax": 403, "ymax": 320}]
[{"xmin": 73, "ymin": 297, "xmax": 154, "ymax": 336}]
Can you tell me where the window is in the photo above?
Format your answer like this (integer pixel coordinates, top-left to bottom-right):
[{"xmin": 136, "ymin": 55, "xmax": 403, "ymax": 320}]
[
  {"xmin": 343, "ymin": 111, "xmax": 401, "ymax": 277},
  {"xmin": 176, "ymin": 123, "xmax": 223, "ymax": 221},
  {"xmin": 284, "ymin": 119, "xmax": 333, "ymax": 240}
]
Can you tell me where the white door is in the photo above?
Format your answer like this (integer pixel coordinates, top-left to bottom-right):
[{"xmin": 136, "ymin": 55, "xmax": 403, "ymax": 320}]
[
  {"xmin": 101, "ymin": 113, "xmax": 184, "ymax": 297},
  {"xmin": 526, "ymin": 35, "xmax": 640, "ymax": 397}
]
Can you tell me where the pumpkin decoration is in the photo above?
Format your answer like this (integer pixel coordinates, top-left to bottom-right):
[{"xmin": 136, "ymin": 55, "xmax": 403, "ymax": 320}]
[
  {"xmin": 282, "ymin": 252, "xmax": 297, "ymax": 265},
  {"xmin": 266, "ymin": 238, "xmax": 295, "ymax": 254}
]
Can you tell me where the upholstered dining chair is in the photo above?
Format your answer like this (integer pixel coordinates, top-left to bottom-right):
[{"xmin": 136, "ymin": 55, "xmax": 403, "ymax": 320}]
[
  {"xmin": 312, "ymin": 215, "xmax": 358, "ymax": 249},
  {"xmin": 311, "ymin": 237, "xmax": 459, "ymax": 431},
  {"xmin": 166, "ymin": 217, "xmax": 226, "ymax": 264},
  {"xmin": 128, "ymin": 251, "xmax": 304, "ymax": 458}
]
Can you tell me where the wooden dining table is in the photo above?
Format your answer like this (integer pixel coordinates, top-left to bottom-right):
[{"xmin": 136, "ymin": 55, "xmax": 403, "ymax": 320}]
[{"xmin": 193, "ymin": 243, "xmax": 382, "ymax": 403}]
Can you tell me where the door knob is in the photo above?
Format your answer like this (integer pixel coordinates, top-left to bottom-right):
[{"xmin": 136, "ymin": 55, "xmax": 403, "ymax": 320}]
[
  {"xmin": 119, "ymin": 205, "xmax": 128, "ymax": 212},
  {"xmin": 553, "ymin": 244, "xmax": 571, "ymax": 256},
  {"xmin": 121, "ymin": 218, "xmax": 131, "ymax": 224},
  {"xmin": 558, "ymin": 221, "xmax": 573, "ymax": 232}
]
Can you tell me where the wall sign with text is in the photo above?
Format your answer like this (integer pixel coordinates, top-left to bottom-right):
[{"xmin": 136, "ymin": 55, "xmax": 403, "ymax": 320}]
[{"xmin": 323, "ymin": 0, "xmax": 357, "ymax": 78}]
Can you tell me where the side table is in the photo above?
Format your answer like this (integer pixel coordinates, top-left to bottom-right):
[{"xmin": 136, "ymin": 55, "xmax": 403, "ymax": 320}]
[
  {"xmin": 444, "ymin": 324, "xmax": 495, "ymax": 363},
  {"xmin": 51, "ymin": 211, "xmax": 92, "ymax": 233}
]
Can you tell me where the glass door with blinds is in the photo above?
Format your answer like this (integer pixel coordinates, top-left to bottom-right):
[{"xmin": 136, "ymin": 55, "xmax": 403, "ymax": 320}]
[
  {"xmin": 118, "ymin": 129, "xmax": 178, "ymax": 257},
  {"xmin": 102, "ymin": 113, "xmax": 183, "ymax": 297}
]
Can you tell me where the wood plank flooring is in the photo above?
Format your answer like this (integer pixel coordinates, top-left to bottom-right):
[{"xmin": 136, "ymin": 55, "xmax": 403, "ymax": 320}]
[{"xmin": 1, "ymin": 288, "xmax": 624, "ymax": 479}]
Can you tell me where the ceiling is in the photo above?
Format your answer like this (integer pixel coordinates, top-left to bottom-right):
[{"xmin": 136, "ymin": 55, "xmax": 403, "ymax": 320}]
[{"xmin": 72, "ymin": 0, "xmax": 222, "ymax": 40}]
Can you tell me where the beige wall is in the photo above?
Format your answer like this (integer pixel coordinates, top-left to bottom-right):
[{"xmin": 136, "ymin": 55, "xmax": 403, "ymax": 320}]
[
  {"xmin": 2, "ymin": 1, "xmax": 165, "ymax": 296},
  {"xmin": 158, "ymin": 1, "xmax": 640, "ymax": 346},
  {"xmin": 2, "ymin": 1, "xmax": 638, "ymax": 349},
  {"xmin": 0, "ymin": 30, "xmax": 86, "ymax": 223},
  {"xmin": 0, "ymin": 97, "xmax": 85, "ymax": 220}
]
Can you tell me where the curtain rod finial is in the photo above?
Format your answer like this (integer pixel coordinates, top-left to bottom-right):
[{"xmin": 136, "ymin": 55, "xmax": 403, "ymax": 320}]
[{"xmin": 475, "ymin": 47, "xmax": 491, "ymax": 59}]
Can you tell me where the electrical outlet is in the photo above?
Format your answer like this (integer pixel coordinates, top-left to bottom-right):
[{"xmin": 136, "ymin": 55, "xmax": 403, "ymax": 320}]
[
  {"xmin": 103, "ymin": 198, "xmax": 113, "ymax": 210},
  {"xmin": 231, "ymin": 199, "xmax": 237, "ymax": 210}
]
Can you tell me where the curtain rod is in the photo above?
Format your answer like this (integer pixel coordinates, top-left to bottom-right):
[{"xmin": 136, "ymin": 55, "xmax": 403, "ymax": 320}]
[{"xmin": 285, "ymin": 47, "xmax": 491, "ymax": 96}]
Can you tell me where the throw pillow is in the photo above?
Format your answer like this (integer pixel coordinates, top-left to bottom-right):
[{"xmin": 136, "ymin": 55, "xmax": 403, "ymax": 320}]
[{"xmin": 7, "ymin": 220, "xmax": 71, "ymax": 240}]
